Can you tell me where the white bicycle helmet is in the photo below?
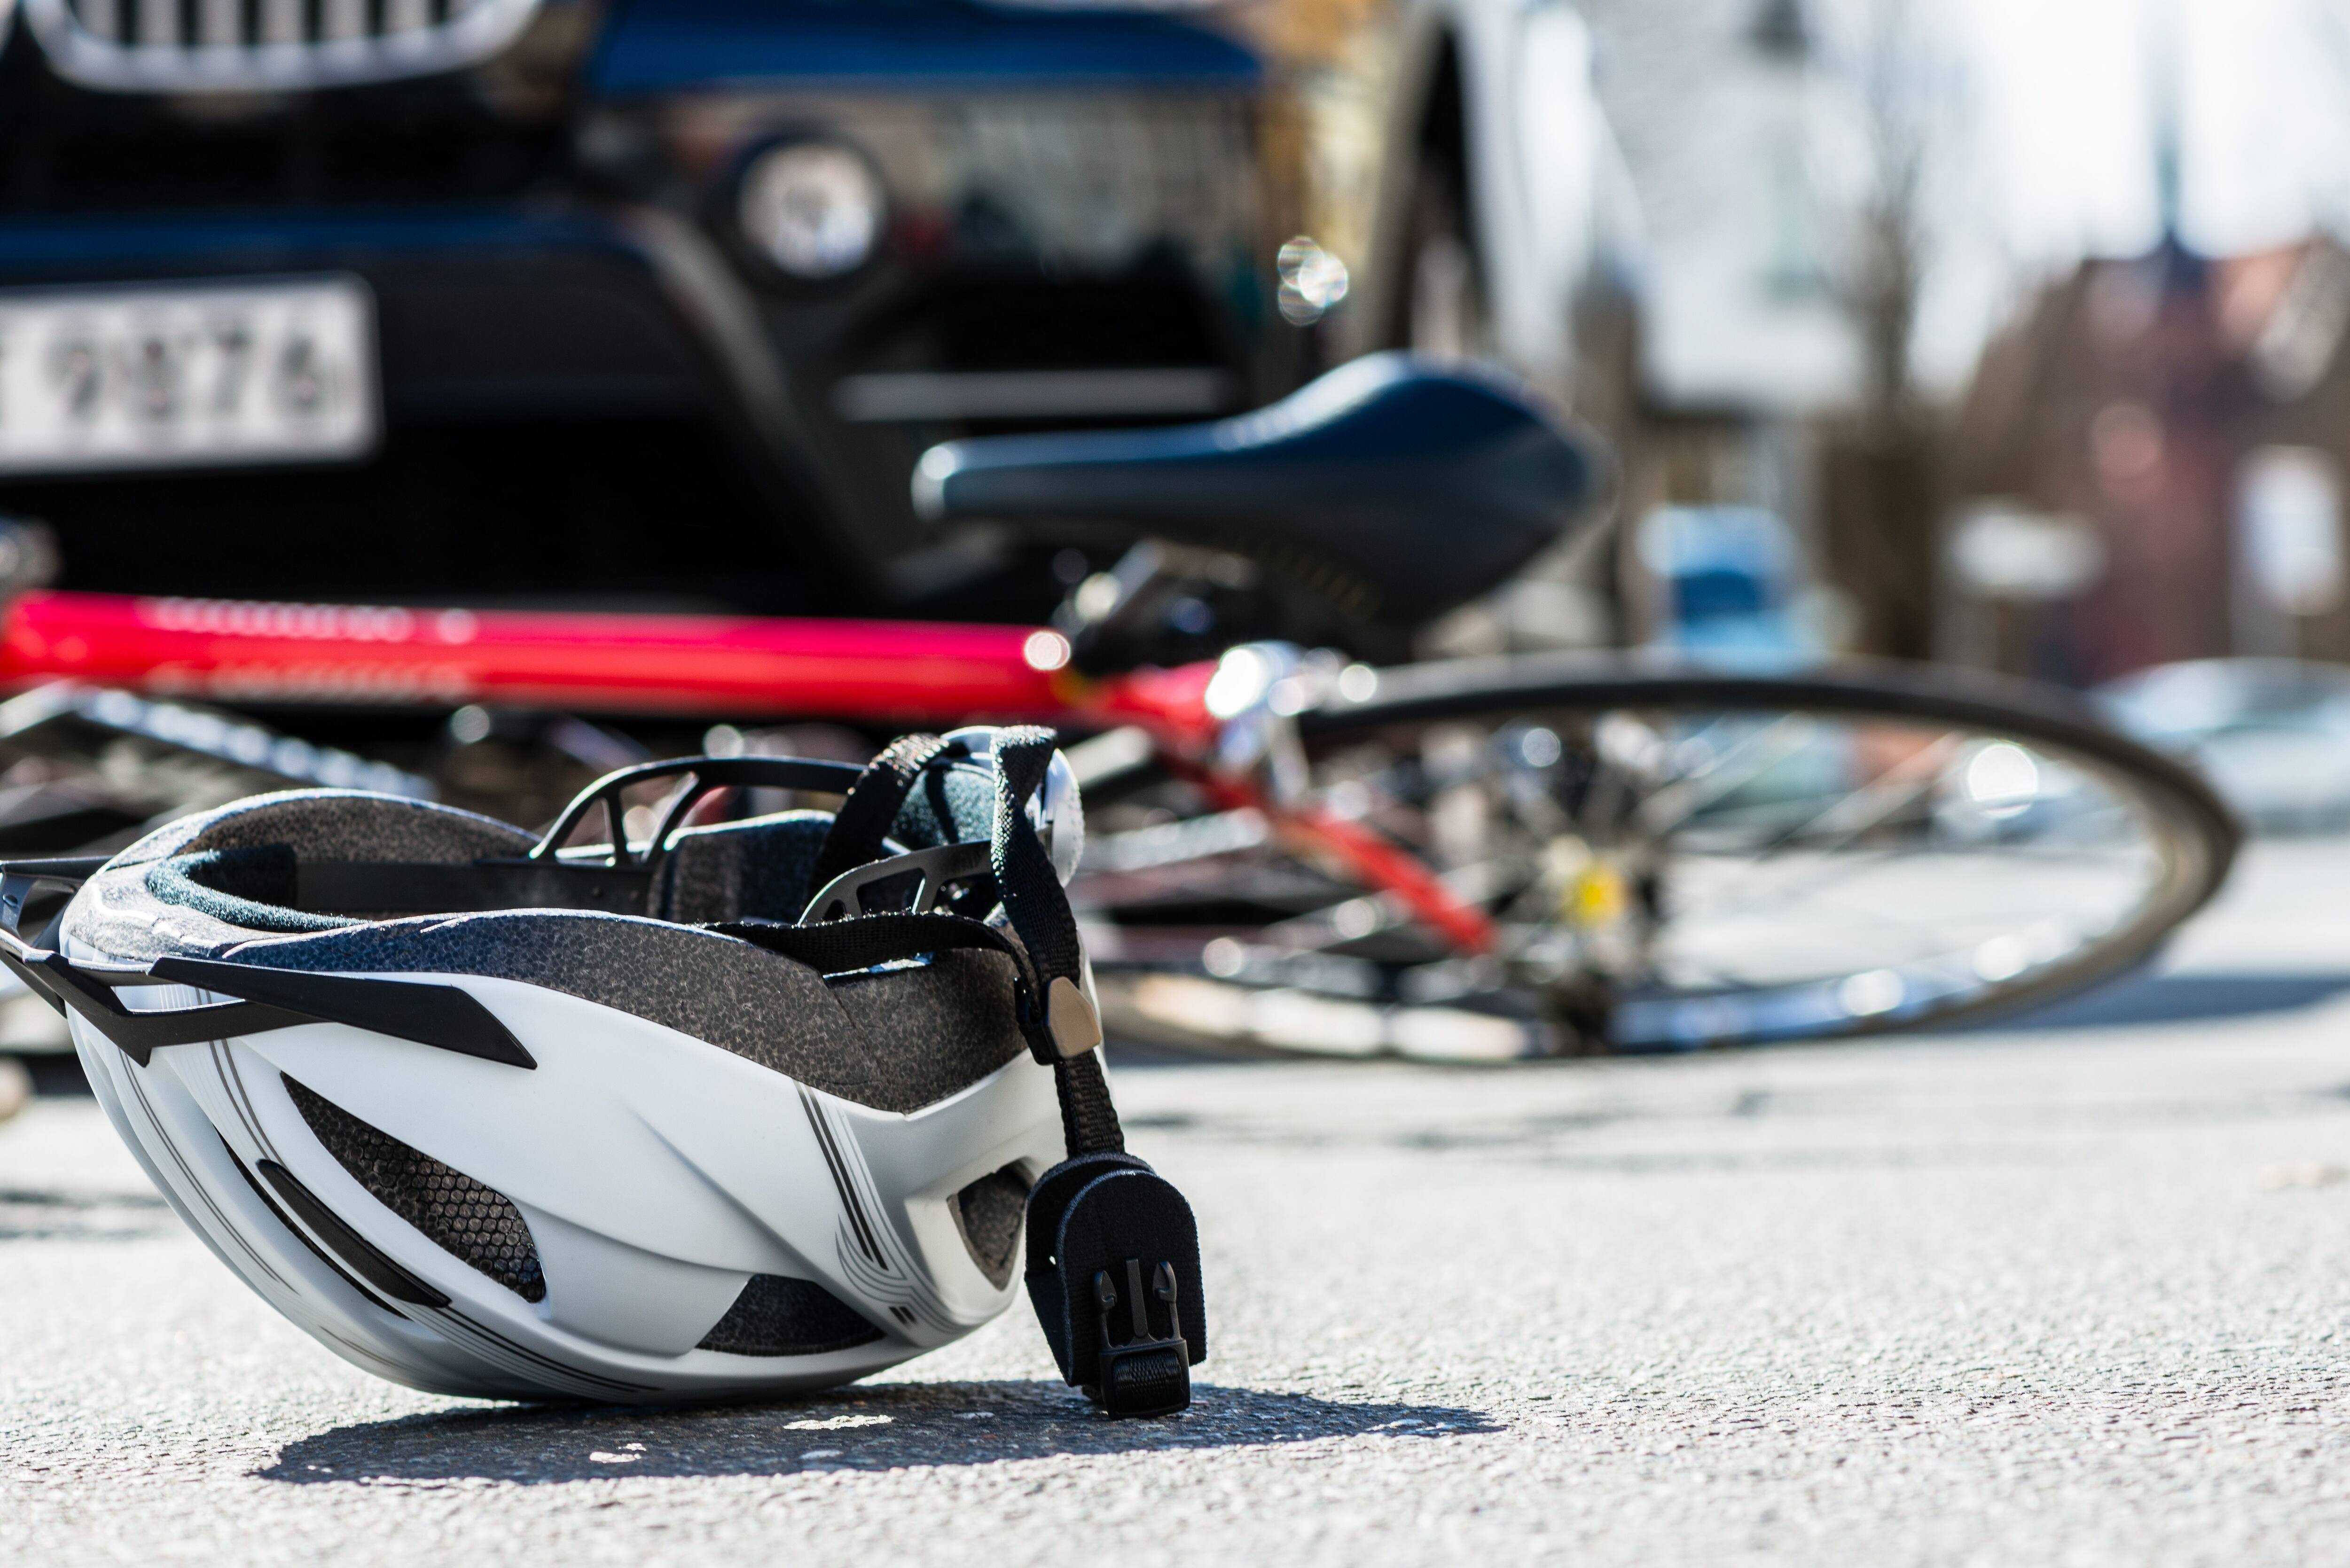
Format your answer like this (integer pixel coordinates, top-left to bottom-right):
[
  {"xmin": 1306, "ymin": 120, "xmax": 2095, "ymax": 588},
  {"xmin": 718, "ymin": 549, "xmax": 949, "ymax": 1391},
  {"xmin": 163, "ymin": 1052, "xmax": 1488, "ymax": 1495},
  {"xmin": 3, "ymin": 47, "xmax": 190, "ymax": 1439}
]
[{"xmin": 2, "ymin": 727, "xmax": 1204, "ymax": 1416}]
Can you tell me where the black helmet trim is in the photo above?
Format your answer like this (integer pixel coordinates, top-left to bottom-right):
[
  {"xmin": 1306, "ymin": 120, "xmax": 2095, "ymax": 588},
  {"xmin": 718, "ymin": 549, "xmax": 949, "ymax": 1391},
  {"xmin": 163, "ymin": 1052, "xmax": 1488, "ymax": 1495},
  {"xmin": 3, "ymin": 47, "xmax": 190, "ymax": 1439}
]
[{"xmin": 0, "ymin": 939, "xmax": 530, "ymax": 1069}]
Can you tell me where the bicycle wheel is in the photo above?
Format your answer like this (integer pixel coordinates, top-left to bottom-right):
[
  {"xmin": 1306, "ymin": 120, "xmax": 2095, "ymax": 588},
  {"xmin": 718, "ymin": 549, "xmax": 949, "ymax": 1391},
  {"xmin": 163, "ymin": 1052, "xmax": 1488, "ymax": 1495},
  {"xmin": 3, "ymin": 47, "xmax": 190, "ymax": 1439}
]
[{"xmin": 1076, "ymin": 653, "xmax": 2240, "ymax": 1059}]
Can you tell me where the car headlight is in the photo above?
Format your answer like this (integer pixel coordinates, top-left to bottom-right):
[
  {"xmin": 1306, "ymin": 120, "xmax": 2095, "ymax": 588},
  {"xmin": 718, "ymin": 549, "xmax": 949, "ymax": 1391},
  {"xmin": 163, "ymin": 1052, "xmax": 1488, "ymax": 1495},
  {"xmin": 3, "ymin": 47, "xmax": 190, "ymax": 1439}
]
[{"xmin": 736, "ymin": 140, "xmax": 887, "ymax": 280}]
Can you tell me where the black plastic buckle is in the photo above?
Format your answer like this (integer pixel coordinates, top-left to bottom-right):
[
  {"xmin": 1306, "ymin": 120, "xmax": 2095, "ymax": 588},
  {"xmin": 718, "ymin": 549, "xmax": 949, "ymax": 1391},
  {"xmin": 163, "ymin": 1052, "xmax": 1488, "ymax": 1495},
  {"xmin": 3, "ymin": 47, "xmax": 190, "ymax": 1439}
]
[
  {"xmin": 1024, "ymin": 1150, "xmax": 1206, "ymax": 1419},
  {"xmin": 1090, "ymin": 1258, "xmax": 1191, "ymax": 1418}
]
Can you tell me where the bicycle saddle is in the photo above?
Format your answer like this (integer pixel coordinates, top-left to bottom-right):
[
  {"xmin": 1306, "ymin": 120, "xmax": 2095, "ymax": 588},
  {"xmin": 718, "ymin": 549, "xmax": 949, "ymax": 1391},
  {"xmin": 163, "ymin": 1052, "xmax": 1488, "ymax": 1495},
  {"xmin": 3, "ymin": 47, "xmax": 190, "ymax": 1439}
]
[{"xmin": 912, "ymin": 353, "xmax": 1606, "ymax": 626}]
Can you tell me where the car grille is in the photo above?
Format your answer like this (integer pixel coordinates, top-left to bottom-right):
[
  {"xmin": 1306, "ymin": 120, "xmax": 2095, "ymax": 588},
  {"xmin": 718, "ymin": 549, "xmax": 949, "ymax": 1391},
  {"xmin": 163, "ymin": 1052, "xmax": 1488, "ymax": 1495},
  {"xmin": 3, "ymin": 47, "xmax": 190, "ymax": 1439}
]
[{"xmin": 24, "ymin": 0, "xmax": 545, "ymax": 93}]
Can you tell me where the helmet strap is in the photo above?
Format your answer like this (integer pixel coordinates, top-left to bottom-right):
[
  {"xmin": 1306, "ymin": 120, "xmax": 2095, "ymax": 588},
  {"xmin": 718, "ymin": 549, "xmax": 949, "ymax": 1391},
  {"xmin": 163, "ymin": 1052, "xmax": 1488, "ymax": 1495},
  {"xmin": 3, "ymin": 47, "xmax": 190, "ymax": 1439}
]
[
  {"xmin": 807, "ymin": 732, "xmax": 965, "ymax": 889},
  {"xmin": 987, "ymin": 728, "xmax": 1206, "ymax": 1418}
]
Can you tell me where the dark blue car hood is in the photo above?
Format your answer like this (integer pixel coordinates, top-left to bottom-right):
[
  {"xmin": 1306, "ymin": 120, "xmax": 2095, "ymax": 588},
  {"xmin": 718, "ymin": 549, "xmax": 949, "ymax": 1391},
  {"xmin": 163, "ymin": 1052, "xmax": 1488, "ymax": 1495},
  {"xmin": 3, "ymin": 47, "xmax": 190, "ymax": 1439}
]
[{"xmin": 587, "ymin": 0, "xmax": 1261, "ymax": 95}]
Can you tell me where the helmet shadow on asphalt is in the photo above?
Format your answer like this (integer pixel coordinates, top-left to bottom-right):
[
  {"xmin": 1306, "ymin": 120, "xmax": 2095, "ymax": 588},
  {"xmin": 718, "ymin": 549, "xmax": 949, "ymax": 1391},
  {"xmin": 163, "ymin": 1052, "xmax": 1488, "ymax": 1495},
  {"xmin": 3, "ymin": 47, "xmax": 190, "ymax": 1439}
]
[{"xmin": 254, "ymin": 1380, "xmax": 1499, "ymax": 1483}]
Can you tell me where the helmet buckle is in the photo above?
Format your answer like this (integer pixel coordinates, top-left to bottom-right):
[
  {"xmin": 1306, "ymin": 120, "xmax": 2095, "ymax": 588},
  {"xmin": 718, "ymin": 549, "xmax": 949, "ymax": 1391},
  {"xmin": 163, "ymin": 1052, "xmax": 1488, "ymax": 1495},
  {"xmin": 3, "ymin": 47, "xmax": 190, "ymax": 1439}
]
[
  {"xmin": 1022, "ymin": 1151, "xmax": 1207, "ymax": 1418},
  {"xmin": 1089, "ymin": 1259, "xmax": 1191, "ymax": 1419}
]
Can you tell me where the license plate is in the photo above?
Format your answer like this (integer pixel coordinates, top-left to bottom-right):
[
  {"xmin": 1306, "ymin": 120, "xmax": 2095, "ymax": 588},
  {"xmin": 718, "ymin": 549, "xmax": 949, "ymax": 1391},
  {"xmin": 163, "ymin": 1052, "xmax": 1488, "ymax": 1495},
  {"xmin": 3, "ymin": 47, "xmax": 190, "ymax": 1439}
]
[{"xmin": 0, "ymin": 276, "xmax": 377, "ymax": 476}]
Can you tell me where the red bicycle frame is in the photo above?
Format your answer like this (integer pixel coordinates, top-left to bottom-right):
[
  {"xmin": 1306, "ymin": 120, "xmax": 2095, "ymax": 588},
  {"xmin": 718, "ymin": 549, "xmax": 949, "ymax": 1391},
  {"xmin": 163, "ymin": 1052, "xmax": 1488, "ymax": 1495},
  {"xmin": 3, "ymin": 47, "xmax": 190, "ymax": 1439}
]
[{"xmin": 0, "ymin": 590, "xmax": 1498, "ymax": 952}]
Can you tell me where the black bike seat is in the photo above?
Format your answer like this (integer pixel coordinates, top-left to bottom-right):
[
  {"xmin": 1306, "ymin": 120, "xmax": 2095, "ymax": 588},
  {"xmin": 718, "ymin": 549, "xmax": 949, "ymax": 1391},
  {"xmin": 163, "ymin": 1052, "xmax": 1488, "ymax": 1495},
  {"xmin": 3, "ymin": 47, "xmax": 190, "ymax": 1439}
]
[{"xmin": 911, "ymin": 353, "xmax": 1606, "ymax": 625}]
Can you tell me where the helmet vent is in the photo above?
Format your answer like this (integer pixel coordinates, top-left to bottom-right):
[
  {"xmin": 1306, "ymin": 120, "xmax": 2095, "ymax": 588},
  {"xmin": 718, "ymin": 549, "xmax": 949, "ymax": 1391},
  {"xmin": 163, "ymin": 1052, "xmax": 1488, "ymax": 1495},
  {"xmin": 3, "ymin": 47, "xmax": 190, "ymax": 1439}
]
[
  {"xmin": 697, "ymin": 1275, "xmax": 882, "ymax": 1357},
  {"xmin": 953, "ymin": 1164, "xmax": 1032, "ymax": 1289},
  {"xmin": 282, "ymin": 1075, "xmax": 547, "ymax": 1304}
]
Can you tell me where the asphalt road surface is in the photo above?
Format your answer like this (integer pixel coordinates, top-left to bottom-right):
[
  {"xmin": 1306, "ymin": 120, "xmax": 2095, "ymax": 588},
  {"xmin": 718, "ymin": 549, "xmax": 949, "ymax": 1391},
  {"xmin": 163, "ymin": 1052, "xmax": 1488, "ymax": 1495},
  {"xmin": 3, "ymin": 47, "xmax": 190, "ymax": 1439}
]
[{"xmin": 6, "ymin": 843, "xmax": 2350, "ymax": 1566}]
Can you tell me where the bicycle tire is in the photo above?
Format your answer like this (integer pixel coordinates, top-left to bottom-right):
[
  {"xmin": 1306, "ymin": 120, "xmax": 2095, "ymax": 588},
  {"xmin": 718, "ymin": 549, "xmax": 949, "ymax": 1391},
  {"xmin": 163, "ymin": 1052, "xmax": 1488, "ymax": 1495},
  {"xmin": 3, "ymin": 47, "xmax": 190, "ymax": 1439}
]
[{"xmin": 1085, "ymin": 652, "xmax": 2239, "ymax": 1057}]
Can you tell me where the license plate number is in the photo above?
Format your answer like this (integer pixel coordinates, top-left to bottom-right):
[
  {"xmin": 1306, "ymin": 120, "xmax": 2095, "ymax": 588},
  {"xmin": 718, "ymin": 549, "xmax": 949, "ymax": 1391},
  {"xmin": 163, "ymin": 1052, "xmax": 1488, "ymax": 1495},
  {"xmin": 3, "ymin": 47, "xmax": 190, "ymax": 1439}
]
[{"xmin": 0, "ymin": 276, "xmax": 377, "ymax": 475}]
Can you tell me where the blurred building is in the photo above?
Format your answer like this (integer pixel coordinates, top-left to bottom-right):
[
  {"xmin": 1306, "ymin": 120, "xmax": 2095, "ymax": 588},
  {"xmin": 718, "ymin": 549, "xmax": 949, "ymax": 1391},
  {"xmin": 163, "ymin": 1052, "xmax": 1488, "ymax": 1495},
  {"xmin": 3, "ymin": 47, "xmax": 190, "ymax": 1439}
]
[
  {"xmin": 1579, "ymin": 0, "xmax": 1857, "ymax": 418},
  {"xmin": 1573, "ymin": 0, "xmax": 1891, "ymax": 645},
  {"xmin": 1949, "ymin": 234, "xmax": 2350, "ymax": 683}
]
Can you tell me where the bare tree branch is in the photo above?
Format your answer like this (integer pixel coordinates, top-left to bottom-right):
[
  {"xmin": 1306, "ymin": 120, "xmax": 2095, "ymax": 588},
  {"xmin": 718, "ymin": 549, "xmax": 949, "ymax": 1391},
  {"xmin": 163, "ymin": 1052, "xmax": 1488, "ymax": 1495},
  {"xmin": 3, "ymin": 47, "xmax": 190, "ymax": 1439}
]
[{"xmin": 1843, "ymin": 0, "xmax": 1936, "ymax": 432}]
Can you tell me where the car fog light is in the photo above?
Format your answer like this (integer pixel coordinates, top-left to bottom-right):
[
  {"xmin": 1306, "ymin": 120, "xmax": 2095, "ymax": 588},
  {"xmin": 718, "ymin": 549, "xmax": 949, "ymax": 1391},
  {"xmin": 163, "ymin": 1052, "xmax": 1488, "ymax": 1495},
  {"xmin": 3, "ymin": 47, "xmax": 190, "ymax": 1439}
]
[{"xmin": 737, "ymin": 140, "xmax": 887, "ymax": 280}]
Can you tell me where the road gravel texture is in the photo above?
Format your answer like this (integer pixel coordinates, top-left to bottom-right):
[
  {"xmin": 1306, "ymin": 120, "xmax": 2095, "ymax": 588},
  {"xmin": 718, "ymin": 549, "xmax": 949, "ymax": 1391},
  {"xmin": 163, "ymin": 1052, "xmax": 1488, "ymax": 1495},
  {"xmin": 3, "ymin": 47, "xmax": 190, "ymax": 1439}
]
[{"xmin": 6, "ymin": 846, "xmax": 2350, "ymax": 1566}]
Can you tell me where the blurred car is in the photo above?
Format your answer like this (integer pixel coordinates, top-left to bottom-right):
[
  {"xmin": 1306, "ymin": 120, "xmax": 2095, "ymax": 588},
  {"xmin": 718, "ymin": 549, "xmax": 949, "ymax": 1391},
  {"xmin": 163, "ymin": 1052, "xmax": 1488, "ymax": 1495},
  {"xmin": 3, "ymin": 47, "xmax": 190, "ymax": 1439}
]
[
  {"xmin": 0, "ymin": 0, "xmax": 1639, "ymax": 634},
  {"xmin": 2094, "ymin": 658, "xmax": 2350, "ymax": 835}
]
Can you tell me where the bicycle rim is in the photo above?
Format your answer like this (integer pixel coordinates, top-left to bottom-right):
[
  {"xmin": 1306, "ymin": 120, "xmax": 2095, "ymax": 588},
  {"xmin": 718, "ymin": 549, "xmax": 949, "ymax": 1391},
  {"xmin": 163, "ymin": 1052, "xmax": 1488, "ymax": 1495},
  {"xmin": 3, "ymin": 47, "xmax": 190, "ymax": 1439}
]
[{"xmin": 1077, "ymin": 653, "xmax": 2239, "ymax": 1060}]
